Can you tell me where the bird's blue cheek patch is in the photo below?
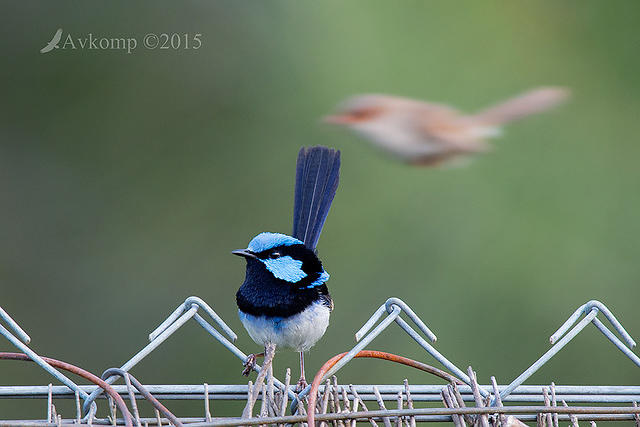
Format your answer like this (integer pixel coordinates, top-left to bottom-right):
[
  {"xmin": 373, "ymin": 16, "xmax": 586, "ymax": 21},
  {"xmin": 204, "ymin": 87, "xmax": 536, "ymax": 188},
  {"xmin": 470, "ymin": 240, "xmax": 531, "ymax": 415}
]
[
  {"xmin": 261, "ymin": 256, "xmax": 307, "ymax": 283},
  {"xmin": 305, "ymin": 270, "xmax": 330, "ymax": 288}
]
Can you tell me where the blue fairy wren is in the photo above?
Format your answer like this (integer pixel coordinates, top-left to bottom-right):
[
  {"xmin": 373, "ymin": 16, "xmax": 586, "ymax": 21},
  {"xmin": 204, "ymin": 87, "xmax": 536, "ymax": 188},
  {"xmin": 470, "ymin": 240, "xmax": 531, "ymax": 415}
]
[{"xmin": 233, "ymin": 146, "xmax": 340, "ymax": 388}]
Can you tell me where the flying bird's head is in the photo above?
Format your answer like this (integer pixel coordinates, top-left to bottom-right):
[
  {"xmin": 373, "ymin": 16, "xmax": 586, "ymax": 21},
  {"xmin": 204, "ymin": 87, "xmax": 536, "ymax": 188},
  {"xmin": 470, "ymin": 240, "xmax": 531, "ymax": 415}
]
[
  {"xmin": 324, "ymin": 94, "xmax": 426, "ymax": 146},
  {"xmin": 233, "ymin": 232, "xmax": 329, "ymax": 288}
]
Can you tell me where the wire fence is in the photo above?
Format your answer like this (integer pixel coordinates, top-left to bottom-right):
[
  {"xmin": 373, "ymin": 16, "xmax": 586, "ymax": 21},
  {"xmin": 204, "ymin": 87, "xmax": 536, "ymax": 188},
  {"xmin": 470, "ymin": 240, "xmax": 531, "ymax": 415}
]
[{"xmin": 1, "ymin": 297, "xmax": 639, "ymax": 426}]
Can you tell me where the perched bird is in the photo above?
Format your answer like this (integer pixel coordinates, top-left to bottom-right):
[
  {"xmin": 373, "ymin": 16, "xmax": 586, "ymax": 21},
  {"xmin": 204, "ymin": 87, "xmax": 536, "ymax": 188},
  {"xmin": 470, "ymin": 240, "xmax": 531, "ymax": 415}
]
[
  {"xmin": 324, "ymin": 87, "xmax": 569, "ymax": 166},
  {"xmin": 234, "ymin": 146, "xmax": 340, "ymax": 388}
]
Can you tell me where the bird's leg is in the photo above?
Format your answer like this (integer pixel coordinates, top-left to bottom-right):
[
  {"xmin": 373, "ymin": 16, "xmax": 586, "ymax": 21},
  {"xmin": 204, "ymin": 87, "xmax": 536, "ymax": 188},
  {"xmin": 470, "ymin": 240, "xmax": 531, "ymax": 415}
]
[
  {"xmin": 296, "ymin": 351, "xmax": 308, "ymax": 391},
  {"xmin": 243, "ymin": 343, "xmax": 276, "ymax": 418},
  {"xmin": 242, "ymin": 352, "xmax": 265, "ymax": 376}
]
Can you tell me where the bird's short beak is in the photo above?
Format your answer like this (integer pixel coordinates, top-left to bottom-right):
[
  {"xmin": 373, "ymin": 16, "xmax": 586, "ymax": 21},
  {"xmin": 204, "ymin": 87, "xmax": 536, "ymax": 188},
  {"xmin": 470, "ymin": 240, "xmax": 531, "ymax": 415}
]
[
  {"xmin": 232, "ymin": 249, "xmax": 257, "ymax": 259},
  {"xmin": 322, "ymin": 114, "xmax": 354, "ymax": 125}
]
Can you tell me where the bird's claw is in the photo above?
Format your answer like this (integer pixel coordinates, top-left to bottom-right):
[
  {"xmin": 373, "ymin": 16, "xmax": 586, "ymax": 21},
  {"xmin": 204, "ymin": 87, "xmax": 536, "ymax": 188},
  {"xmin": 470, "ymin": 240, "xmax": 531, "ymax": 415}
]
[
  {"xmin": 295, "ymin": 377, "xmax": 308, "ymax": 392},
  {"xmin": 242, "ymin": 354, "xmax": 258, "ymax": 376}
]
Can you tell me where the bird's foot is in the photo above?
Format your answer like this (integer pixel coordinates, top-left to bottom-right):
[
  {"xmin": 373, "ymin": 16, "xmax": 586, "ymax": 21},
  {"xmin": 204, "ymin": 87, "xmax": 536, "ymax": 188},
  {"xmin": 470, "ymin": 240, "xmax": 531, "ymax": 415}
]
[
  {"xmin": 242, "ymin": 353, "xmax": 263, "ymax": 376},
  {"xmin": 295, "ymin": 377, "xmax": 308, "ymax": 392}
]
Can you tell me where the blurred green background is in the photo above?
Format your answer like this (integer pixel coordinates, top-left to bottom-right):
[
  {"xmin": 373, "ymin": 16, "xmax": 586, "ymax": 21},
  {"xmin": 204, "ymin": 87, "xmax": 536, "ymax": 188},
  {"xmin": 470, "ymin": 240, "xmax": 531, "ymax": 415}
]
[{"xmin": 1, "ymin": 0, "xmax": 639, "ymax": 420}]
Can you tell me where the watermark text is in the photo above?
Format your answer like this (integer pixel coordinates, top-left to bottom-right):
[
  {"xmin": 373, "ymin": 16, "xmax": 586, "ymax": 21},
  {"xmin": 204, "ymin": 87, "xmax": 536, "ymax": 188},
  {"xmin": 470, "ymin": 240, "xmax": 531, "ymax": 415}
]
[{"xmin": 41, "ymin": 29, "xmax": 202, "ymax": 54}]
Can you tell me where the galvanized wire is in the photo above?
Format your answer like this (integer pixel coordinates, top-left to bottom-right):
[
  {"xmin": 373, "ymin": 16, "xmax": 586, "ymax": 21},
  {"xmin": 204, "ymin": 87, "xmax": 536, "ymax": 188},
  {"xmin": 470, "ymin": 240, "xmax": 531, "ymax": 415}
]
[{"xmin": 1, "ymin": 296, "xmax": 640, "ymax": 425}]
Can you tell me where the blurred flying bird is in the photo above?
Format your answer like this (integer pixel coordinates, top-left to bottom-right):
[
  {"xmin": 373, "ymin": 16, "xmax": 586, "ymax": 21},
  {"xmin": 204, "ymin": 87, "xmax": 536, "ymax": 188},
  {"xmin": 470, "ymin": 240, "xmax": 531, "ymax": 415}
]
[
  {"xmin": 234, "ymin": 146, "xmax": 340, "ymax": 389},
  {"xmin": 325, "ymin": 87, "xmax": 569, "ymax": 166},
  {"xmin": 40, "ymin": 29, "xmax": 63, "ymax": 53}
]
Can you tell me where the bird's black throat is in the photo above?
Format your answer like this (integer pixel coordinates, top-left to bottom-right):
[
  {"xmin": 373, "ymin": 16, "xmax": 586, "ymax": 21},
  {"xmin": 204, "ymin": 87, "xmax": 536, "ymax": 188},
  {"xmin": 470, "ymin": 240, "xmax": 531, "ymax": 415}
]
[{"xmin": 236, "ymin": 256, "xmax": 331, "ymax": 318}]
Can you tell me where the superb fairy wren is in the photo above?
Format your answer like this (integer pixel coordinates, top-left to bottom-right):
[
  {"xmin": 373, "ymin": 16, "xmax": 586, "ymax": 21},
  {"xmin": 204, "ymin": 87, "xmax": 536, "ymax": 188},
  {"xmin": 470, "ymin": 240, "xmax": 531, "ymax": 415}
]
[
  {"xmin": 234, "ymin": 146, "xmax": 340, "ymax": 388},
  {"xmin": 325, "ymin": 87, "xmax": 569, "ymax": 166}
]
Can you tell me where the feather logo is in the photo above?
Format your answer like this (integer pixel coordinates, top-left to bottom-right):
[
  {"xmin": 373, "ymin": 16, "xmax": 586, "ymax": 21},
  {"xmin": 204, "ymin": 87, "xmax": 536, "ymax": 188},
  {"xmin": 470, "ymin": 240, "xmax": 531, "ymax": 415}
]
[{"xmin": 40, "ymin": 28, "xmax": 63, "ymax": 54}]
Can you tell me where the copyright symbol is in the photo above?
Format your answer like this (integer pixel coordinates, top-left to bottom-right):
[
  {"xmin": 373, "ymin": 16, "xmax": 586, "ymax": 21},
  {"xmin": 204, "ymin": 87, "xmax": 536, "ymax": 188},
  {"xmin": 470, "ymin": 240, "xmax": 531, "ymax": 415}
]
[{"xmin": 143, "ymin": 33, "xmax": 158, "ymax": 49}]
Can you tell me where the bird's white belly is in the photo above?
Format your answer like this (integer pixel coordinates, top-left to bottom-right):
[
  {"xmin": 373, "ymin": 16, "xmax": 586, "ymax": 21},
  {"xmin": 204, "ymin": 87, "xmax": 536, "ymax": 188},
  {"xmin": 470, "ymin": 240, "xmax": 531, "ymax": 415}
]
[
  {"xmin": 239, "ymin": 302, "xmax": 331, "ymax": 352},
  {"xmin": 353, "ymin": 120, "xmax": 493, "ymax": 160},
  {"xmin": 355, "ymin": 125, "xmax": 445, "ymax": 158}
]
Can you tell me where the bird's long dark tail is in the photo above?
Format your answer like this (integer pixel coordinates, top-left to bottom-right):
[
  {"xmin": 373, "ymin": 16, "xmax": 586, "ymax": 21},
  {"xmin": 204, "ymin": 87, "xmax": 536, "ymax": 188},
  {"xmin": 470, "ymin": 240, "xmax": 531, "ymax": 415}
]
[{"xmin": 292, "ymin": 146, "xmax": 341, "ymax": 250}]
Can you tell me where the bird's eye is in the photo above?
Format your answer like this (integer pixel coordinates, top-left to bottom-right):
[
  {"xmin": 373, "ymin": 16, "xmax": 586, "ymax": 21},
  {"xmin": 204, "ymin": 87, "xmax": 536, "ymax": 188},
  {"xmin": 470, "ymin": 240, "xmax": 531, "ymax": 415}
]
[
  {"xmin": 349, "ymin": 107, "xmax": 381, "ymax": 121},
  {"xmin": 270, "ymin": 252, "xmax": 281, "ymax": 259}
]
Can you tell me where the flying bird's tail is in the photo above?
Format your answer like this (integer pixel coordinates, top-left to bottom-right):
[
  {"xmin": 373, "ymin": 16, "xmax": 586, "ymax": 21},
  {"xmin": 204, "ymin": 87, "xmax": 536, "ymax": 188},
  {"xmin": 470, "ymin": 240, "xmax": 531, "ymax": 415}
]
[
  {"xmin": 292, "ymin": 146, "xmax": 341, "ymax": 251},
  {"xmin": 473, "ymin": 87, "xmax": 570, "ymax": 126}
]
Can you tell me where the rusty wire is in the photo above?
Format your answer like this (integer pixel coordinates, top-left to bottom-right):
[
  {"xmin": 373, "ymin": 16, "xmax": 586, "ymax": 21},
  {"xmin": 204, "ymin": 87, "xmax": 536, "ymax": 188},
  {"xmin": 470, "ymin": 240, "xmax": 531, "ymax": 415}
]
[
  {"xmin": 101, "ymin": 367, "xmax": 183, "ymax": 427},
  {"xmin": 307, "ymin": 350, "xmax": 464, "ymax": 425},
  {"xmin": 0, "ymin": 352, "xmax": 134, "ymax": 427}
]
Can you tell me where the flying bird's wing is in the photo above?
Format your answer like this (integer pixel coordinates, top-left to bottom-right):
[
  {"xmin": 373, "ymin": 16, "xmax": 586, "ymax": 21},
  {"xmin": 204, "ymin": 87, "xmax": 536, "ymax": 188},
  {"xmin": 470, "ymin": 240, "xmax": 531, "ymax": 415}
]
[
  {"xmin": 51, "ymin": 28, "xmax": 63, "ymax": 45},
  {"xmin": 416, "ymin": 104, "xmax": 472, "ymax": 143},
  {"xmin": 292, "ymin": 146, "xmax": 341, "ymax": 250}
]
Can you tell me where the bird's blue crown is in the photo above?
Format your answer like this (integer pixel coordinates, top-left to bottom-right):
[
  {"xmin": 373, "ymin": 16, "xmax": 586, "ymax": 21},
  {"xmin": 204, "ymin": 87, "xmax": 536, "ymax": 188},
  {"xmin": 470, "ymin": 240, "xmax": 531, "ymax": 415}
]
[{"xmin": 247, "ymin": 232, "xmax": 303, "ymax": 253}]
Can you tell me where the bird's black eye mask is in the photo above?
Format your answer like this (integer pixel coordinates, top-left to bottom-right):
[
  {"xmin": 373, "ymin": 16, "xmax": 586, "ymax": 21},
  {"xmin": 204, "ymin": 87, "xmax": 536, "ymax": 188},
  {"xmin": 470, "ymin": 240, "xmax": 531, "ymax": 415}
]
[{"xmin": 254, "ymin": 244, "xmax": 323, "ymax": 274}]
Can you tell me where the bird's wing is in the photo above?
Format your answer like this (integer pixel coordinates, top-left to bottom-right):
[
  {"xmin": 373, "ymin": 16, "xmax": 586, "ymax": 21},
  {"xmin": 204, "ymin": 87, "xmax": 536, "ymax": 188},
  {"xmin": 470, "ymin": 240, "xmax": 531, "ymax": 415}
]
[
  {"xmin": 292, "ymin": 146, "xmax": 341, "ymax": 251},
  {"xmin": 415, "ymin": 103, "xmax": 490, "ymax": 150},
  {"xmin": 415, "ymin": 104, "xmax": 471, "ymax": 142},
  {"xmin": 51, "ymin": 29, "xmax": 63, "ymax": 45}
]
